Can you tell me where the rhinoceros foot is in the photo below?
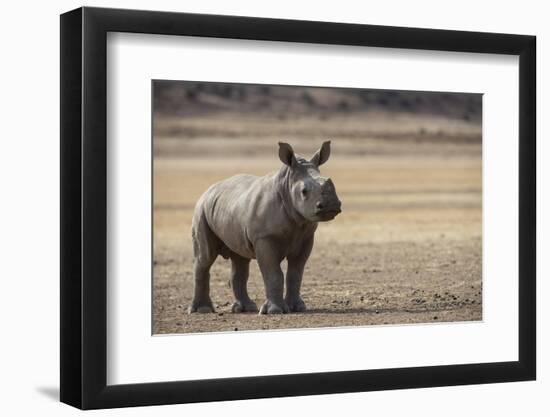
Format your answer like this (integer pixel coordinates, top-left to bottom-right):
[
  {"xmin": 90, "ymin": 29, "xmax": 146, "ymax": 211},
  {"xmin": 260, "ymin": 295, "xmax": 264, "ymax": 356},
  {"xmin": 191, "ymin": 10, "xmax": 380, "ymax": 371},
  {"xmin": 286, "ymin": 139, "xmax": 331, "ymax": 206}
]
[
  {"xmin": 188, "ymin": 302, "xmax": 215, "ymax": 314},
  {"xmin": 231, "ymin": 300, "xmax": 258, "ymax": 313},
  {"xmin": 259, "ymin": 300, "xmax": 290, "ymax": 315},
  {"xmin": 285, "ymin": 297, "xmax": 307, "ymax": 313}
]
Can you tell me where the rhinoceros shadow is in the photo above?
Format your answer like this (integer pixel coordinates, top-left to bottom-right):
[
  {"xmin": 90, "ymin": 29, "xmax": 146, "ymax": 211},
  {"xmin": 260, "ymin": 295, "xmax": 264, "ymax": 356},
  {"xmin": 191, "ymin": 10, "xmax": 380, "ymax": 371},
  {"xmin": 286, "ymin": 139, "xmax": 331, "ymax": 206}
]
[
  {"xmin": 305, "ymin": 307, "xmax": 443, "ymax": 315},
  {"xmin": 305, "ymin": 307, "xmax": 389, "ymax": 314}
]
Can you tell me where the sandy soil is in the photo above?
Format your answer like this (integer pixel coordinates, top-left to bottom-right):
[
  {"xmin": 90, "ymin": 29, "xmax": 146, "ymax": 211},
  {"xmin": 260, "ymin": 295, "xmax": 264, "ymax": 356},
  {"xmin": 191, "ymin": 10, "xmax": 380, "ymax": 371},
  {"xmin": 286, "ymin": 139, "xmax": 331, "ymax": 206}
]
[{"xmin": 153, "ymin": 120, "xmax": 482, "ymax": 334}]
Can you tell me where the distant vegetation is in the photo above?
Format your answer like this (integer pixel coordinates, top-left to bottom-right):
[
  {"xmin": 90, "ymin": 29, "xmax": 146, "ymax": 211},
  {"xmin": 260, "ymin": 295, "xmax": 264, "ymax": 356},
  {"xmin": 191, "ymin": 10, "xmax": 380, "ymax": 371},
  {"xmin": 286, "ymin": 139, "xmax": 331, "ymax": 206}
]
[{"xmin": 153, "ymin": 80, "xmax": 482, "ymax": 122}]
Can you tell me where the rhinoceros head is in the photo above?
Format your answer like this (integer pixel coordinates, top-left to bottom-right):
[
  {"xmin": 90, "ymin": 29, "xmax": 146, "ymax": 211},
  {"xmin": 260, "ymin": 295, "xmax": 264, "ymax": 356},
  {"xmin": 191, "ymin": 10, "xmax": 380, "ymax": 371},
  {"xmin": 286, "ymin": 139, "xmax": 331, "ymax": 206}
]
[{"xmin": 278, "ymin": 141, "xmax": 342, "ymax": 223}]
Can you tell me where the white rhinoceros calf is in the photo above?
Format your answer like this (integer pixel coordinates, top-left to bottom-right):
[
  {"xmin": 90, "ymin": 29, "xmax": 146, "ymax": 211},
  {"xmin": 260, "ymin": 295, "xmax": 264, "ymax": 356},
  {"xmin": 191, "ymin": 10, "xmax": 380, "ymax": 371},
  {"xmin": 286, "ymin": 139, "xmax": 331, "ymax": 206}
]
[{"xmin": 189, "ymin": 141, "xmax": 342, "ymax": 315}]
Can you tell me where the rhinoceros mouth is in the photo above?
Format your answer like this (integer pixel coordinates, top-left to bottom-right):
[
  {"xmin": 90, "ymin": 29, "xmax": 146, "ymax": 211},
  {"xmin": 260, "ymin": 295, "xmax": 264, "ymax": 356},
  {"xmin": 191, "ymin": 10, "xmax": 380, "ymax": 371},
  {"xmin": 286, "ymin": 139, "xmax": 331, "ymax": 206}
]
[{"xmin": 315, "ymin": 208, "xmax": 341, "ymax": 222}]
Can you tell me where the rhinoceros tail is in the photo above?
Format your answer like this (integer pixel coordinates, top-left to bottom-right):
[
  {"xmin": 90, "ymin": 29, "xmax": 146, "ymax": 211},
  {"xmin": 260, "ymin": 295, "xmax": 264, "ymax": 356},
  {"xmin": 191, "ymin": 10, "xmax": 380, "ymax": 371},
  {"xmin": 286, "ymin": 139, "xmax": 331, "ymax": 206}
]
[{"xmin": 191, "ymin": 207, "xmax": 224, "ymax": 266}]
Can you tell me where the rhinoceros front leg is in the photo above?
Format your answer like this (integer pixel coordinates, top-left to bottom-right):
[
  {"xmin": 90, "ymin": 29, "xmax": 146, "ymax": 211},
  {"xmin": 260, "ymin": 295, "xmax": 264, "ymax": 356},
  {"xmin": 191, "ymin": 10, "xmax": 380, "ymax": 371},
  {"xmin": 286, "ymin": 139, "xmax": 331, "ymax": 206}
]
[
  {"xmin": 230, "ymin": 254, "xmax": 258, "ymax": 313},
  {"xmin": 285, "ymin": 236, "xmax": 313, "ymax": 312},
  {"xmin": 255, "ymin": 239, "xmax": 289, "ymax": 314}
]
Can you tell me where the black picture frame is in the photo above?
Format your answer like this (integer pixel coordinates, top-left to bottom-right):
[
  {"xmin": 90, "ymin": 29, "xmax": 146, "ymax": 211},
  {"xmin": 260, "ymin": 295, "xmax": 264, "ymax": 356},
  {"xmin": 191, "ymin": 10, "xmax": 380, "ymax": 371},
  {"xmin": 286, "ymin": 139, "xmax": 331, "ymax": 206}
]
[{"xmin": 60, "ymin": 6, "xmax": 536, "ymax": 410}]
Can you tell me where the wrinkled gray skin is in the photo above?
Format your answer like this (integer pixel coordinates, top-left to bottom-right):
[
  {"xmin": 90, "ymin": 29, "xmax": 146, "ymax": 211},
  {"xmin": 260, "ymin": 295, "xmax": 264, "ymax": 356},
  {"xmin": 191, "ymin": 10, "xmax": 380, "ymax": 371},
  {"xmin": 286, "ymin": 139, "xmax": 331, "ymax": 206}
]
[{"xmin": 189, "ymin": 141, "xmax": 342, "ymax": 315}]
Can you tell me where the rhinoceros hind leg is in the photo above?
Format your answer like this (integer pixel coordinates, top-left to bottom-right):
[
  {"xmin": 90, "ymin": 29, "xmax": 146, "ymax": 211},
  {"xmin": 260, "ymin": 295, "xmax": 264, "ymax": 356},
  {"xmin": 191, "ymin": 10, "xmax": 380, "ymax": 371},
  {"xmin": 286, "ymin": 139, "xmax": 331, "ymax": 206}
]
[
  {"xmin": 189, "ymin": 213, "xmax": 219, "ymax": 314},
  {"xmin": 188, "ymin": 262, "xmax": 216, "ymax": 314},
  {"xmin": 229, "ymin": 253, "xmax": 258, "ymax": 313}
]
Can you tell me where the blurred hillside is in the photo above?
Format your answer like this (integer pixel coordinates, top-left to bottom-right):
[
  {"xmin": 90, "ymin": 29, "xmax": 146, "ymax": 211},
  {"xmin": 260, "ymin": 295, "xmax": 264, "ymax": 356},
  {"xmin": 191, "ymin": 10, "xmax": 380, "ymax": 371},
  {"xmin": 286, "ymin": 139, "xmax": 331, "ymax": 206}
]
[
  {"xmin": 153, "ymin": 80, "xmax": 482, "ymax": 122},
  {"xmin": 152, "ymin": 81, "xmax": 482, "ymax": 158}
]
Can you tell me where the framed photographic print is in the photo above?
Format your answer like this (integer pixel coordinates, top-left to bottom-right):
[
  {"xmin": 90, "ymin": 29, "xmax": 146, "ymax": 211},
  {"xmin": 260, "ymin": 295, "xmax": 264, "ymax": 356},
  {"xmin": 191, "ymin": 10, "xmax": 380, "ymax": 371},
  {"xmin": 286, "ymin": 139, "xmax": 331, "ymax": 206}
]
[{"xmin": 60, "ymin": 6, "xmax": 536, "ymax": 409}]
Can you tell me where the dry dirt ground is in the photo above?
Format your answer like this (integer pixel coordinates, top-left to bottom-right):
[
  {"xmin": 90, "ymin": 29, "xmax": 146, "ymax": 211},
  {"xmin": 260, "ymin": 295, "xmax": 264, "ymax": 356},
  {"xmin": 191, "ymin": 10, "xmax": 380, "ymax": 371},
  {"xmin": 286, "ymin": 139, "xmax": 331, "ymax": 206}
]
[{"xmin": 153, "ymin": 114, "xmax": 482, "ymax": 334}]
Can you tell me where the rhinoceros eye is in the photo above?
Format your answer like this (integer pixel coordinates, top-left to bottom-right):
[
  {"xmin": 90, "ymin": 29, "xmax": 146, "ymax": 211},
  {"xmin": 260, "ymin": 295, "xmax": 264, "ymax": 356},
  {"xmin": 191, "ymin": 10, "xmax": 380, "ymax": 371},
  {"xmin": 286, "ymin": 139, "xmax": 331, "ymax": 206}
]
[{"xmin": 301, "ymin": 187, "xmax": 308, "ymax": 198}]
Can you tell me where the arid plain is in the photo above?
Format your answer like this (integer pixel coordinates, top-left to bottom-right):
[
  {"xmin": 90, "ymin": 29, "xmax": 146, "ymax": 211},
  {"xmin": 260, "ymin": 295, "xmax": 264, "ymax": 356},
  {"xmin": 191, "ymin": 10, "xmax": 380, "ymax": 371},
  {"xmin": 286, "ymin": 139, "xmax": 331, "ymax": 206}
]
[{"xmin": 153, "ymin": 103, "xmax": 482, "ymax": 334}]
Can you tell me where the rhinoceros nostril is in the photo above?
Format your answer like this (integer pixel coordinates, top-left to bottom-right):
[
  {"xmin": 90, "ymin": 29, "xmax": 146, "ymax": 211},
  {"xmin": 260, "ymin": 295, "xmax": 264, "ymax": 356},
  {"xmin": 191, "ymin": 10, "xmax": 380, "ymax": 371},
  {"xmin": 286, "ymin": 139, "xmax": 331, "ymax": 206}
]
[{"xmin": 316, "ymin": 202, "xmax": 324, "ymax": 210}]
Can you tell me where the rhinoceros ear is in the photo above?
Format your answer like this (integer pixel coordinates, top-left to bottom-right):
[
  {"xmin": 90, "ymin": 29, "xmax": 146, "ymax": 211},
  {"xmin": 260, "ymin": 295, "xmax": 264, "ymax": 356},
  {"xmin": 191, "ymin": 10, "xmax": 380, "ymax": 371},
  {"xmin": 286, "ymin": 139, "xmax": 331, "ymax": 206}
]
[
  {"xmin": 278, "ymin": 142, "xmax": 296, "ymax": 166},
  {"xmin": 310, "ymin": 140, "xmax": 331, "ymax": 166}
]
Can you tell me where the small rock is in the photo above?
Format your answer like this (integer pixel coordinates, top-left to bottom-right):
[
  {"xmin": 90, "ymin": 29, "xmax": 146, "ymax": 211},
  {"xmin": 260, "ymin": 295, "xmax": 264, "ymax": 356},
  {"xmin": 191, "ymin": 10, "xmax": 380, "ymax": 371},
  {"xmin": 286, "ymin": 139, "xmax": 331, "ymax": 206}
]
[
  {"xmin": 375, "ymin": 310, "xmax": 380, "ymax": 314},
  {"xmin": 218, "ymin": 312, "xmax": 224, "ymax": 316},
  {"xmin": 360, "ymin": 296, "xmax": 364, "ymax": 302},
  {"xmin": 234, "ymin": 327, "xmax": 239, "ymax": 331},
  {"xmin": 433, "ymin": 316, "xmax": 438, "ymax": 320}
]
